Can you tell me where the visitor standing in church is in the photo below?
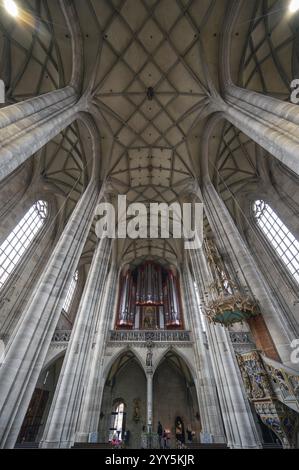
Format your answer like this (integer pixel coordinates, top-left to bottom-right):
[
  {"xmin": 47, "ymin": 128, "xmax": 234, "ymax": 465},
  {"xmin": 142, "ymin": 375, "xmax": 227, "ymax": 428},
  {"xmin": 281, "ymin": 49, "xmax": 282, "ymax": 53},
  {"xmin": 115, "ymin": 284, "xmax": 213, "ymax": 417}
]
[
  {"xmin": 175, "ymin": 418, "xmax": 185, "ymax": 448},
  {"xmin": 162, "ymin": 429, "xmax": 168, "ymax": 449},
  {"xmin": 157, "ymin": 421, "xmax": 163, "ymax": 449},
  {"xmin": 187, "ymin": 428, "xmax": 193, "ymax": 446}
]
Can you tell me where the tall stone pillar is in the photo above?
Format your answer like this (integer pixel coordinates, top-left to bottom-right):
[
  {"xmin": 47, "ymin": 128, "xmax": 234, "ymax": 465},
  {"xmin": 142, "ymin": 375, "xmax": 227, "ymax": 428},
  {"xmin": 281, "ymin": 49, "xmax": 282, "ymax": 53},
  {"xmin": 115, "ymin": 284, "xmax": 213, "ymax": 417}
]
[
  {"xmin": 218, "ymin": 89, "xmax": 299, "ymax": 176},
  {"xmin": 0, "ymin": 179, "xmax": 100, "ymax": 449},
  {"xmin": 146, "ymin": 371, "xmax": 153, "ymax": 434},
  {"xmin": 0, "ymin": 87, "xmax": 80, "ymax": 182},
  {"xmin": 206, "ymin": 324, "xmax": 262, "ymax": 449},
  {"xmin": 202, "ymin": 179, "xmax": 298, "ymax": 365},
  {"xmin": 75, "ymin": 265, "xmax": 119, "ymax": 442},
  {"xmin": 217, "ymin": 0, "xmax": 299, "ymax": 176},
  {"xmin": 182, "ymin": 263, "xmax": 226, "ymax": 443},
  {"xmin": 192, "ymin": 247, "xmax": 262, "ymax": 449},
  {"xmin": 40, "ymin": 237, "xmax": 112, "ymax": 448},
  {"xmin": 0, "ymin": 0, "xmax": 84, "ymax": 183}
]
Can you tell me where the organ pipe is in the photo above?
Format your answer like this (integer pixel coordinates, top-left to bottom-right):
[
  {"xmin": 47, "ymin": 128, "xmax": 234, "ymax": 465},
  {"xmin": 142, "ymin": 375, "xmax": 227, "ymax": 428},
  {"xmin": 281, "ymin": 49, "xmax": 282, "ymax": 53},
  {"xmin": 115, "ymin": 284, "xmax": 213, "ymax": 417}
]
[{"xmin": 116, "ymin": 262, "xmax": 183, "ymax": 330}]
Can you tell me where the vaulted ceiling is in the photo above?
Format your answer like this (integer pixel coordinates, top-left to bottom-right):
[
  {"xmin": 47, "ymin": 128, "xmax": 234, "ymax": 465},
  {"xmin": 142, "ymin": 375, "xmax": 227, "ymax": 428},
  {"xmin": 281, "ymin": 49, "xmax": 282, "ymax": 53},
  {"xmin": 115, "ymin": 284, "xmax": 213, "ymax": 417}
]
[
  {"xmin": 0, "ymin": 0, "xmax": 297, "ymax": 267},
  {"xmin": 81, "ymin": 0, "xmax": 224, "ymax": 202},
  {"xmin": 213, "ymin": 0, "xmax": 299, "ymax": 220}
]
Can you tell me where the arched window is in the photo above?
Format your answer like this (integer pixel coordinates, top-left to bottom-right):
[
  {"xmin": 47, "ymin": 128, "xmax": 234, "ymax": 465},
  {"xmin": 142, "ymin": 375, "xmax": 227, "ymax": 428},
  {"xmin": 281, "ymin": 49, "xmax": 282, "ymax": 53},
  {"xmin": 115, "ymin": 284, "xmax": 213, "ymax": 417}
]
[
  {"xmin": 62, "ymin": 270, "xmax": 78, "ymax": 313},
  {"xmin": 0, "ymin": 200, "xmax": 48, "ymax": 289},
  {"xmin": 253, "ymin": 200, "xmax": 299, "ymax": 284},
  {"xmin": 109, "ymin": 401, "xmax": 126, "ymax": 443}
]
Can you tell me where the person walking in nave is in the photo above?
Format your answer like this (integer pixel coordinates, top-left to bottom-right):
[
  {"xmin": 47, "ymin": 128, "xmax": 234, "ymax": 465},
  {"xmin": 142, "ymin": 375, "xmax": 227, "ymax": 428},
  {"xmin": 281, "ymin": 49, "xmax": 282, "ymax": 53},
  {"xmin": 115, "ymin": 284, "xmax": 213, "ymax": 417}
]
[{"xmin": 157, "ymin": 421, "xmax": 163, "ymax": 449}]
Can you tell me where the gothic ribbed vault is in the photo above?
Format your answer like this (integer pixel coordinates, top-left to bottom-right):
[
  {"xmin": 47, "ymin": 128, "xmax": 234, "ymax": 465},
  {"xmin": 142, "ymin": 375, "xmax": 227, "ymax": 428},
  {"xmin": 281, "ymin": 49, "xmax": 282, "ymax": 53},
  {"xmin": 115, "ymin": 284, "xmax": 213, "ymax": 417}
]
[{"xmin": 0, "ymin": 0, "xmax": 296, "ymax": 264}]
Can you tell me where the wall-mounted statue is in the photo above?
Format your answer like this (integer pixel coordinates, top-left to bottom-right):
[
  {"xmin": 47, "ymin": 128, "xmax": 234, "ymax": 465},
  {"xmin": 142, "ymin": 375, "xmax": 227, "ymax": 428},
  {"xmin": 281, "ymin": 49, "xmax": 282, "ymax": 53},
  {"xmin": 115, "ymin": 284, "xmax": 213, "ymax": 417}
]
[{"xmin": 133, "ymin": 398, "xmax": 141, "ymax": 422}]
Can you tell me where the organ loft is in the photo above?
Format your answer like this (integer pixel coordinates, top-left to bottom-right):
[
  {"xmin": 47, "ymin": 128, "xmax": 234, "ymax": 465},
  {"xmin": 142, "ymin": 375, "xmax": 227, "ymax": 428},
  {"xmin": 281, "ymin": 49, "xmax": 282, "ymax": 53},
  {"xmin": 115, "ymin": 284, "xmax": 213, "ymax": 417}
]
[{"xmin": 116, "ymin": 262, "xmax": 183, "ymax": 330}]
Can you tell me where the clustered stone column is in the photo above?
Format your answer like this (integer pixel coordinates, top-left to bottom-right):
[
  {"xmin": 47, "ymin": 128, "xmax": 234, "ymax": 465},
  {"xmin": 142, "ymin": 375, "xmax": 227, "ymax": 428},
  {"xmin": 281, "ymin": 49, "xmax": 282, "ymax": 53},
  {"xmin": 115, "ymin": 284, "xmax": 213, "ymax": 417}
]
[
  {"xmin": 217, "ymin": 88, "xmax": 299, "ymax": 176},
  {"xmin": 75, "ymin": 264, "xmax": 119, "ymax": 442},
  {"xmin": 0, "ymin": 178, "xmax": 101, "ymax": 448},
  {"xmin": 182, "ymin": 262, "xmax": 226, "ymax": 444},
  {"xmin": 202, "ymin": 177, "xmax": 297, "ymax": 366},
  {"xmin": 40, "ymin": 237, "xmax": 112, "ymax": 448},
  {"xmin": 146, "ymin": 371, "xmax": 154, "ymax": 435},
  {"xmin": 0, "ymin": 86, "xmax": 80, "ymax": 182},
  {"xmin": 191, "ymin": 247, "xmax": 262, "ymax": 449},
  {"xmin": 217, "ymin": 0, "xmax": 299, "ymax": 177}
]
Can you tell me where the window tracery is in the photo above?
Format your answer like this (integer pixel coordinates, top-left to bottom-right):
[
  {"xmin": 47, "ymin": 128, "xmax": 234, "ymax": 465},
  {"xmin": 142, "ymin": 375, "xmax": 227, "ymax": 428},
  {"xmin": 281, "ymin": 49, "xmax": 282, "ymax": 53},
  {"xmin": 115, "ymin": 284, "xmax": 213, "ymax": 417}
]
[
  {"xmin": 253, "ymin": 200, "xmax": 299, "ymax": 284},
  {"xmin": 0, "ymin": 201, "xmax": 48, "ymax": 289}
]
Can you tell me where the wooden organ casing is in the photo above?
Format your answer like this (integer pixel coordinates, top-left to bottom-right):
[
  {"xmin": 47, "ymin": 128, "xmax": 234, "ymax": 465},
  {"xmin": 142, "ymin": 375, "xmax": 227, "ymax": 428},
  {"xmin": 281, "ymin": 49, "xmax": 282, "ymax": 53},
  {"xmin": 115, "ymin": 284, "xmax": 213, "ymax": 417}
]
[{"xmin": 116, "ymin": 262, "xmax": 183, "ymax": 330}]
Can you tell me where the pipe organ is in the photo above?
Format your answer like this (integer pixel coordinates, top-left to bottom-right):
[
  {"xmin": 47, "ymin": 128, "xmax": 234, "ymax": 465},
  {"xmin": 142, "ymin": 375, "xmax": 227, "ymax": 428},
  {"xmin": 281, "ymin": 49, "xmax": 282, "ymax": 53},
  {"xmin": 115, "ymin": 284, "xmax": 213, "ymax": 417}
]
[{"xmin": 116, "ymin": 262, "xmax": 183, "ymax": 330}]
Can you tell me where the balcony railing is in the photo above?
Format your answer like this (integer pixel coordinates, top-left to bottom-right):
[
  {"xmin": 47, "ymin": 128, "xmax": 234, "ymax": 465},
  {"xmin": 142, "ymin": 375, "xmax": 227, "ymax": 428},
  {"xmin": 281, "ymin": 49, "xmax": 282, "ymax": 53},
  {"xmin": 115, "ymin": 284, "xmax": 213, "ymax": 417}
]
[
  {"xmin": 109, "ymin": 330, "xmax": 192, "ymax": 343},
  {"xmin": 52, "ymin": 330, "xmax": 71, "ymax": 343},
  {"xmin": 52, "ymin": 329, "xmax": 192, "ymax": 344},
  {"xmin": 229, "ymin": 332, "xmax": 256, "ymax": 353}
]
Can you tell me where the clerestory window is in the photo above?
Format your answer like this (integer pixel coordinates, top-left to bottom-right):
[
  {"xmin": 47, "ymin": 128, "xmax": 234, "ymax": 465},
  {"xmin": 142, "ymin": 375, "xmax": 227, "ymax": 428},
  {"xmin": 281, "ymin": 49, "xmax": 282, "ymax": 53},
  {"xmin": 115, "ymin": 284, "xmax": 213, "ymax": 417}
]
[
  {"xmin": 253, "ymin": 200, "xmax": 299, "ymax": 284},
  {"xmin": 0, "ymin": 201, "xmax": 48, "ymax": 289}
]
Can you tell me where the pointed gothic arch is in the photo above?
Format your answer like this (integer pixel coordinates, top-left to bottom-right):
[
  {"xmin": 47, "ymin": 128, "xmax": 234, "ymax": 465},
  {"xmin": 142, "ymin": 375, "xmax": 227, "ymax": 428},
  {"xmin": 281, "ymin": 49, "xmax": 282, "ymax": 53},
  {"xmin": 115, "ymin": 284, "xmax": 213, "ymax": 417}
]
[
  {"xmin": 153, "ymin": 348, "xmax": 202, "ymax": 447},
  {"xmin": 103, "ymin": 347, "xmax": 146, "ymax": 382},
  {"xmin": 99, "ymin": 349, "xmax": 147, "ymax": 448}
]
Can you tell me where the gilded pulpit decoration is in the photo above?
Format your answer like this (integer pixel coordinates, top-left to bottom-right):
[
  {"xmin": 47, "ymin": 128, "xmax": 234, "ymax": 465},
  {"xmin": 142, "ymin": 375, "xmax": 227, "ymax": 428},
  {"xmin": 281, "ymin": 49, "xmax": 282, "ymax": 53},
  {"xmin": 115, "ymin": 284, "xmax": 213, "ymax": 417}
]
[
  {"xmin": 203, "ymin": 239, "xmax": 260, "ymax": 327},
  {"xmin": 264, "ymin": 362, "xmax": 299, "ymax": 411},
  {"xmin": 255, "ymin": 401, "xmax": 299, "ymax": 448},
  {"xmin": 236, "ymin": 352, "xmax": 272, "ymax": 400},
  {"xmin": 205, "ymin": 294, "xmax": 260, "ymax": 327},
  {"xmin": 237, "ymin": 351, "xmax": 299, "ymax": 447}
]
